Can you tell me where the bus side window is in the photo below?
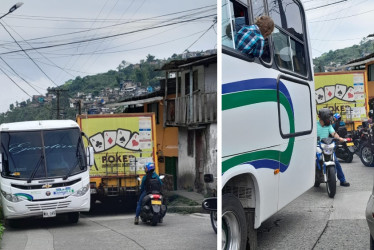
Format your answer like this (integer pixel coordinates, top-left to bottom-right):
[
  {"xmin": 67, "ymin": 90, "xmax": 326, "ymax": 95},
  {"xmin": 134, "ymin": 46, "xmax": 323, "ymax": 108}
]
[
  {"xmin": 250, "ymin": 0, "xmax": 271, "ymax": 63},
  {"xmin": 268, "ymin": 0, "xmax": 308, "ymax": 76},
  {"xmin": 222, "ymin": 0, "xmax": 248, "ymax": 50}
]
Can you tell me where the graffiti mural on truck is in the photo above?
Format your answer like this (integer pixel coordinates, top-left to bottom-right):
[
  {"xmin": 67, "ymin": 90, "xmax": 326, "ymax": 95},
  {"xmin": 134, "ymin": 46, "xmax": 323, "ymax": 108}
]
[
  {"xmin": 89, "ymin": 129, "xmax": 142, "ymax": 153},
  {"xmin": 315, "ymin": 73, "xmax": 366, "ymax": 121}
]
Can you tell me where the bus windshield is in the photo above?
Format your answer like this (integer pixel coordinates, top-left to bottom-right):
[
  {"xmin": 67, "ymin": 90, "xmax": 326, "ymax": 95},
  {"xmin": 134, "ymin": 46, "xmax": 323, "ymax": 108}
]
[{"xmin": 1, "ymin": 128, "xmax": 86, "ymax": 180}]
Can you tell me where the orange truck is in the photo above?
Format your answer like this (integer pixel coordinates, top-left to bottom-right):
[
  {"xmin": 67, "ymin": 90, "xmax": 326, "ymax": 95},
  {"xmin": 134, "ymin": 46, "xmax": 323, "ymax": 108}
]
[{"xmin": 76, "ymin": 113, "xmax": 159, "ymax": 204}]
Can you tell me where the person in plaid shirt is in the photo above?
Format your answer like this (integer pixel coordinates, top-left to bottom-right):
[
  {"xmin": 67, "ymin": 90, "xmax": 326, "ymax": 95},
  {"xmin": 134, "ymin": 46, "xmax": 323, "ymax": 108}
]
[{"xmin": 235, "ymin": 15, "xmax": 274, "ymax": 58}]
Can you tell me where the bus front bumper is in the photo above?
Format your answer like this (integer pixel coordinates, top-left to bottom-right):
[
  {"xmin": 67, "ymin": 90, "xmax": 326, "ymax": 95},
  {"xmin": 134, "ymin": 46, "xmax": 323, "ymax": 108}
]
[{"xmin": 2, "ymin": 191, "xmax": 90, "ymax": 219}]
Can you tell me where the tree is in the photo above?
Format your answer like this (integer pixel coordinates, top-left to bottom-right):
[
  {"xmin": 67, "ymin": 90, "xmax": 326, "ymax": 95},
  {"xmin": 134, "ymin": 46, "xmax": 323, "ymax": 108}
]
[
  {"xmin": 146, "ymin": 54, "xmax": 155, "ymax": 63},
  {"xmin": 9, "ymin": 104, "xmax": 14, "ymax": 110}
]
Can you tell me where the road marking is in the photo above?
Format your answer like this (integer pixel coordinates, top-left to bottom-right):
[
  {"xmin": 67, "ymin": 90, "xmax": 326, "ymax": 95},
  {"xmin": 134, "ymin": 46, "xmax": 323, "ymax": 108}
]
[{"xmin": 25, "ymin": 229, "xmax": 53, "ymax": 250}]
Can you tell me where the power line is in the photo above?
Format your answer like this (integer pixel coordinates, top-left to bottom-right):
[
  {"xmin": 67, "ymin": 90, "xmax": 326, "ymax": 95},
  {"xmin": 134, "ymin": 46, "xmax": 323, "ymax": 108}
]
[
  {"xmin": 0, "ymin": 21, "xmax": 59, "ymax": 87},
  {"xmin": 0, "ymin": 65, "xmax": 32, "ymax": 98},
  {"xmin": 0, "ymin": 57, "xmax": 42, "ymax": 95},
  {"xmin": 306, "ymin": 0, "xmax": 348, "ymax": 11},
  {"xmin": 1, "ymin": 4, "xmax": 216, "ymax": 23},
  {"xmin": 0, "ymin": 5, "xmax": 216, "ymax": 47},
  {"xmin": 309, "ymin": 8, "xmax": 374, "ymax": 23},
  {"xmin": 183, "ymin": 21, "xmax": 217, "ymax": 53},
  {"xmin": 0, "ymin": 14, "xmax": 216, "ymax": 56},
  {"xmin": 2, "ymin": 20, "xmax": 76, "ymax": 79}
]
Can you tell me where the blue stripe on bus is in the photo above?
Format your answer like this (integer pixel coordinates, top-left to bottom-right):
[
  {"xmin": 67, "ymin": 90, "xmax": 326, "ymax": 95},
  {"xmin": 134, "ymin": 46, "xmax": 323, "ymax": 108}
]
[
  {"xmin": 243, "ymin": 159, "xmax": 288, "ymax": 172},
  {"xmin": 222, "ymin": 78, "xmax": 294, "ymax": 114}
]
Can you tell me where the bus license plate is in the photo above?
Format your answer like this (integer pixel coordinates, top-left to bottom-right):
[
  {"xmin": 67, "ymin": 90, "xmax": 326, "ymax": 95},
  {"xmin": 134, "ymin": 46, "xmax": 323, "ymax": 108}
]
[
  {"xmin": 346, "ymin": 142, "xmax": 354, "ymax": 146},
  {"xmin": 43, "ymin": 210, "xmax": 56, "ymax": 218},
  {"xmin": 151, "ymin": 200, "xmax": 162, "ymax": 205}
]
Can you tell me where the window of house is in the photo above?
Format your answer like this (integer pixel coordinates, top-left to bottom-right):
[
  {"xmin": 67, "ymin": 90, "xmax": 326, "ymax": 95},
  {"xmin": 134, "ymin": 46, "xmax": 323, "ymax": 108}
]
[
  {"xmin": 368, "ymin": 64, "xmax": 374, "ymax": 81},
  {"xmin": 193, "ymin": 70, "xmax": 198, "ymax": 91},
  {"xmin": 185, "ymin": 72, "xmax": 190, "ymax": 95},
  {"xmin": 187, "ymin": 130, "xmax": 194, "ymax": 156},
  {"xmin": 269, "ymin": 0, "xmax": 307, "ymax": 76},
  {"xmin": 147, "ymin": 103, "xmax": 159, "ymax": 124}
]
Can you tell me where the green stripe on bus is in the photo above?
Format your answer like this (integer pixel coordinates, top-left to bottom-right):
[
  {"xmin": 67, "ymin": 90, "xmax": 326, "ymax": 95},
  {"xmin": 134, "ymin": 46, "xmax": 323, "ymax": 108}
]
[{"xmin": 222, "ymin": 90, "xmax": 295, "ymax": 173}]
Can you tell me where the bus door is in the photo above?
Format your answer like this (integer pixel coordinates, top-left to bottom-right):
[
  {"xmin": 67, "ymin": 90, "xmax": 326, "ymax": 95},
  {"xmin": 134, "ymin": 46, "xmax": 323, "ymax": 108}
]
[{"xmin": 277, "ymin": 74, "xmax": 314, "ymax": 210}]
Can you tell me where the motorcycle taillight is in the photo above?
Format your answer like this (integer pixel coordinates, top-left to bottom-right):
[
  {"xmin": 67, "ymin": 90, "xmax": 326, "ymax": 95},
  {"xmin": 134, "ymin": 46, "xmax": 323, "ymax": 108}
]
[{"xmin": 151, "ymin": 194, "xmax": 161, "ymax": 200}]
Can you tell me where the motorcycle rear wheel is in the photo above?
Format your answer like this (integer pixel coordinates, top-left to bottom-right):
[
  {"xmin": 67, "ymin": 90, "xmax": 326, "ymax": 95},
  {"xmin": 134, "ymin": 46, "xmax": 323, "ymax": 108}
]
[
  {"xmin": 151, "ymin": 214, "xmax": 158, "ymax": 226},
  {"xmin": 326, "ymin": 167, "xmax": 336, "ymax": 198},
  {"xmin": 360, "ymin": 142, "xmax": 374, "ymax": 167}
]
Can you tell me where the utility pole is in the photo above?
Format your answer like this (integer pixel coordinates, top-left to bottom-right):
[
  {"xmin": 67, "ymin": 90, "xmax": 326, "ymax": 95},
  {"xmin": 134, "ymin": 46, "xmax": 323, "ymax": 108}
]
[{"xmin": 50, "ymin": 88, "xmax": 69, "ymax": 120}]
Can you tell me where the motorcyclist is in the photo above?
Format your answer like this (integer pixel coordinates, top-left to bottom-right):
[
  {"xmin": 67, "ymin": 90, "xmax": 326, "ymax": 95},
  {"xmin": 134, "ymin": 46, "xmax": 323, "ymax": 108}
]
[
  {"xmin": 333, "ymin": 113, "xmax": 345, "ymax": 132},
  {"xmin": 317, "ymin": 108, "xmax": 350, "ymax": 187},
  {"xmin": 134, "ymin": 162, "xmax": 163, "ymax": 225}
]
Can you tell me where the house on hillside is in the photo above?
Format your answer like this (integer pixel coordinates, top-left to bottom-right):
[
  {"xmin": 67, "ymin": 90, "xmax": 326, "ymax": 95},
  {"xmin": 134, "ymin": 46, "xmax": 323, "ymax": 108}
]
[
  {"xmin": 109, "ymin": 54, "xmax": 217, "ymax": 195},
  {"xmin": 159, "ymin": 54, "xmax": 217, "ymax": 194}
]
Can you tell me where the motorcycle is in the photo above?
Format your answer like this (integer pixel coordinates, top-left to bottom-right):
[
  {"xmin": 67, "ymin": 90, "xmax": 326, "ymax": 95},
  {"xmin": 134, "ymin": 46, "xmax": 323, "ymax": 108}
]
[
  {"xmin": 315, "ymin": 137, "xmax": 338, "ymax": 198},
  {"xmin": 358, "ymin": 124, "xmax": 374, "ymax": 167},
  {"xmin": 138, "ymin": 175, "xmax": 167, "ymax": 226},
  {"xmin": 201, "ymin": 174, "xmax": 217, "ymax": 234},
  {"xmin": 335, "ymin": 137, "xmax": 354, "ymax": 163},
  {"xmin": 352, "ymin": 123, "xmax": 370, "ymax": 156}
]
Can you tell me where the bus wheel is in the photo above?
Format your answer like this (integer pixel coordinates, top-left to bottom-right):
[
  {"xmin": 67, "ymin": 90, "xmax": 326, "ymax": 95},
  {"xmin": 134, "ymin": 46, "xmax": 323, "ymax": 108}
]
[
  {"xmin": 222, "ymin": 193, "xmax": 247, "ymax": 250},
  {"xmin": 67, "ymin": 212, "xmax": 80, "ymax": 223}
]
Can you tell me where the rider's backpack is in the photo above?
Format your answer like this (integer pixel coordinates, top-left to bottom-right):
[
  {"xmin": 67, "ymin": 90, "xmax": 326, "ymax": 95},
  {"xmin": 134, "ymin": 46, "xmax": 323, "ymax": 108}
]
[{"xmin": 146, "ymin": 177, "xmax": 161, "ymax": 194}]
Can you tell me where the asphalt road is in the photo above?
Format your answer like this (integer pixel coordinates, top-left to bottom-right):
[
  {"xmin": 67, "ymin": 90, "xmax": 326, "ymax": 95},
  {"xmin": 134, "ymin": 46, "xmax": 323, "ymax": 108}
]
[
  {"xmin": 1, "ymin": 207, "xmax": 216, "ymax": 250},
  {"xmin": 257, "ymin": 154, "xmax": 373, "ymax": 250}
]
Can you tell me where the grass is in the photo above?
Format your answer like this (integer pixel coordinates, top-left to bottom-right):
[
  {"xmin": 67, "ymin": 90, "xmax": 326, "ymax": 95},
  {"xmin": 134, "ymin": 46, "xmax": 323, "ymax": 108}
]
[
  {"xmin": 166, "ymin": 194, "xmax": 199, "ymax": 207},
  {"xmin": 0, "ymin": 208, "xmax": 4, "ymax": 239}
]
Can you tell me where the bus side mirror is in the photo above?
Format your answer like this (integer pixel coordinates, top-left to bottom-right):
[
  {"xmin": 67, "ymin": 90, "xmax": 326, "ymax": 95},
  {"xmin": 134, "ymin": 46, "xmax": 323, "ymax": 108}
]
[{"xmin": 86, "ymin": 146, "xmax": 95, "ymax": 166}]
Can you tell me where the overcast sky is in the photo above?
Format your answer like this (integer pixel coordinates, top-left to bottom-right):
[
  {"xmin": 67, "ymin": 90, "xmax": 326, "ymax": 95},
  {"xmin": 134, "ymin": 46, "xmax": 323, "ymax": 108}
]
[
  {"xmin": 0, "ymin": 0, "xmax": 216, "ymax": 113},
  {"xmin": 0, "ymin": 0, "xmax": 372, "ymax": 114},
  {"xmin": 302, "ymin": 0, "xmax": 374, "ymax": 59}
]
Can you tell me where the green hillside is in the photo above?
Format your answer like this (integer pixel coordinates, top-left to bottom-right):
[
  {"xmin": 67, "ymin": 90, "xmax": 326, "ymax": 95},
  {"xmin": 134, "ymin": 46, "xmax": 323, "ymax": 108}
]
[
  {"xmin": 313, "ymin": 38, "xmax": 374, "ymax": 72},
  {"xmin": 0, "ymin": 54, "xmax": 173, "ymax": 124}
]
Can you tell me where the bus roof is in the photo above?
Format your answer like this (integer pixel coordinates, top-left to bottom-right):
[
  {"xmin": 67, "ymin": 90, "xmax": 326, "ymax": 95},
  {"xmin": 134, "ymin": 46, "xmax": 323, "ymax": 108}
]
[{"xmin": 0, "ymin": 120, "xmax": 79, "ymax": 132}]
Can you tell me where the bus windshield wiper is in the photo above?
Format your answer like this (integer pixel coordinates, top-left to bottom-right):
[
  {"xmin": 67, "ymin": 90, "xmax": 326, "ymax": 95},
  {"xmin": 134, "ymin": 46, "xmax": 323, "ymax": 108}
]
[
  {"xmin": 27, "ymin": 154, "xmax": 44, "ymax": 183},
  {"xmin": 63, "ymin": 137, "xmax": 85, "ymax": 180}
]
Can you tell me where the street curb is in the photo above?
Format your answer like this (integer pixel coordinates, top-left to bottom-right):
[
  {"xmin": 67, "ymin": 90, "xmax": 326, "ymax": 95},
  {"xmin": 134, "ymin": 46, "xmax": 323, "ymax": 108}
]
[{"xmin": 167, "ymin": 205, "xmax": 206, "ymax": 214}]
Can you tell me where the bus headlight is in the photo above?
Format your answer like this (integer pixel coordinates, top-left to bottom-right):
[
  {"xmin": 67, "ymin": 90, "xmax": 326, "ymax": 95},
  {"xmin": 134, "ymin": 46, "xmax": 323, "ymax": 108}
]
[
  {"xmin": 0, "ymin": 190, "xmax": 26, "ymax": 203},
  {"xmin": 71, "ymin": 184, "xmax": 89, "ymax": 197}
]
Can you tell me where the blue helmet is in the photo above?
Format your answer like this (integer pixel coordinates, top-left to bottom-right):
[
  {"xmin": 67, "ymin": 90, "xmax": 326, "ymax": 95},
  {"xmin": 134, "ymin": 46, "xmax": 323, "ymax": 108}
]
[
  {"xmin": 333, "ymin": 113, "xmax": 341, "ymax": 120},
  {"xmin": 144, "ymin": 162, "xmax": 155, "ymax": 172}
]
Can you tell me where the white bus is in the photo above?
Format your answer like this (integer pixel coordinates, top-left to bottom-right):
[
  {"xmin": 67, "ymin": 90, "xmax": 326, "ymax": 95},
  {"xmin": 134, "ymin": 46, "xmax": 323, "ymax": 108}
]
[
  {"xmin": 0, "ymin": 120, "xmax": 94, "ymax": 225},
  {"xmin": 222, "ymin": 0, "xmax": 315, "ymax": 249}
]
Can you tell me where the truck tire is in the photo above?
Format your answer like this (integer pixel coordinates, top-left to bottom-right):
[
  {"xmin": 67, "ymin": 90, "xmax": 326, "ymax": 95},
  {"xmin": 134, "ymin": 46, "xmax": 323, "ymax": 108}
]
[
  {"xmin": 222, "ymin": 193, "xmax": 247, "ymax": 250},
  {"xmin": 360, "ymin": 142, "xmax": 374, "ymax": 167},
  {"xmin": 370, "ymin": 234, "xmax": 374, "ymax": 250},
  {"xmin": 326, "ymin": 167, "xmax": 336, "ymax": 198},
  {"xmin": 67, "ymin": 212, "xmax": 80, "ymax": 223}
]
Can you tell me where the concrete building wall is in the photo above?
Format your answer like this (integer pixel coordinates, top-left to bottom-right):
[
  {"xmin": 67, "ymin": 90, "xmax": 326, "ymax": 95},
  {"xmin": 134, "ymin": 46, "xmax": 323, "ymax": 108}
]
[
  {"xmin": 177, "ymin": 127, "xmax": 196, "ymax": 190},
  {"xmin": 204, "ymin": 123, "xmax": 217, "ymax": 194}
]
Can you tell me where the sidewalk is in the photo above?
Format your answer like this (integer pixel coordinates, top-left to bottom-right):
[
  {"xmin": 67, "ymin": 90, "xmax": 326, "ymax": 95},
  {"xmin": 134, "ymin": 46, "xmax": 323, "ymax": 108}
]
[{"xmin": 166, "ymin": 189, "xmax": 206, "ymax": 214}]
